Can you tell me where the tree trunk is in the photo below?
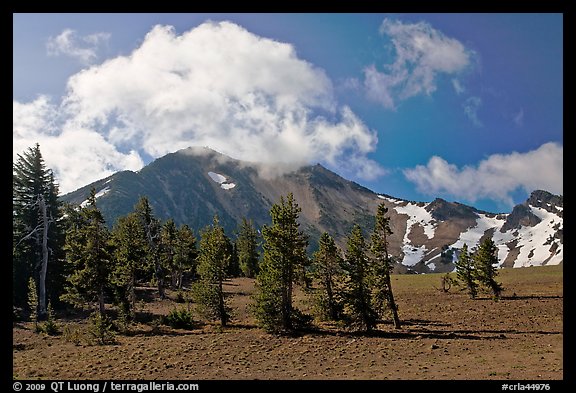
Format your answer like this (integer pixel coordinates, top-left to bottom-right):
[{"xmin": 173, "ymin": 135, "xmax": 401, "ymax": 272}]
[
  {"xmin": 156, "ymin": 266, "xmax": 165, "ymax": 299},
  {"xmin": 218, "ymin": 279, "xmax": 227, "ymax": 326},
  {"xmin": 37, "ymin": 195, "xmax": 50, "ymax": 319},
  {"xmin": 382, "ymin": 236, "xmax": 401, "ymax": 329},
  {"xmin": 283, "ymin": 261, "xmax": 293, "ymax": 331},
  {"xmin": 385, "ymin": 273, "xmax": 401, "ymax": 329},
  {"xmin": 130, "ymin": 272, "xmax": 136, "ymax": 319},
  {"xmin": 326, "ymin": 277, "xmax": 336, "ymax": 320},
  {"xmin": 177, "ymin": 269, "xmax": 183, "ymax": 290},
  {"xmin": 98, "ymin": 287, "xmax": 106, "ymax": 318}
]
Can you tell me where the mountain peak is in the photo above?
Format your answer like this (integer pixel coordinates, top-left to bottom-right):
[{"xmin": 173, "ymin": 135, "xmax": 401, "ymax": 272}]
[
  {"xmin": 527, "ymin": 190, "xmax": 563, "ymax": 215},
  {"xmin": 60, "ymin": 151, "xmax": 563, "ymax": 272},
  {"xmin": 425, "ymin": 197, "xmax": 478, "ymax": 221}
]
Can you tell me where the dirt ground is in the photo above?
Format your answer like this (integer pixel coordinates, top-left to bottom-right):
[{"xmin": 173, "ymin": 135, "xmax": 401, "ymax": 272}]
[{"xmin": 13, "ymin": 265, "xmax": 563, "ymax": 380}]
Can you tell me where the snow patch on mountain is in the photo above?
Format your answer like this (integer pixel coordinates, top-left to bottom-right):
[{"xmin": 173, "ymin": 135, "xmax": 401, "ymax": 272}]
[
  {"xmin": 509, "ymin": 206, "xmax": 563, "ymax": 267},
  {"xmin": 207, "ymin": 171, "xmax": 236, "ymax": 190},
  {"xmin": 80, "ymin": 186, "xmax": 111, "ymax": 207},
  {"xmin": 208, "ymin": 171, "xmax": 227, "ymax": 184},
  {"xmin": 401, "ymin": 244, "xmax": 426, "ymax": 266},
  {"xmin": 379, "ymin": 195, "xmax": 403, "ymax": 204},
  {"xmin": 451, "ymin": 213, "xmax": 504, "ymax": 249},
  {"xmin": 445, "ymin": 206, "xmax": 562, "ymax": 268},
  {"xmin": 395, "ymin": 202, "xmax": 436, "ymax": 239},
  {"xmin": 390, "ymin": 201, "xmax": 437, "ymax": 266},
  {"xmin": 95, "ymin": 187, "xmax": 111, "ymax": 199}
]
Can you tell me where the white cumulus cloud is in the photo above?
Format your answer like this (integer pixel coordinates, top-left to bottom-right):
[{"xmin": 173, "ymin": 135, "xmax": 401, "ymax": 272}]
[
  {"xmin": 364, "ymin": 18, "xmax": 474, "ymax": 109},
  {"xmin": 403, "ymin": 142, "xmax": 563, "ymax": 206},
  {"xmin": 46, "ymin": 29, "xmax": 110, "ymax": 64},
  {"xmin": 13, "ymin": 96, "xmax": 144, "ymax": 194},
  {"xmin": 15, "ymin": 21, "xmax": 385, "ymax": 194}
]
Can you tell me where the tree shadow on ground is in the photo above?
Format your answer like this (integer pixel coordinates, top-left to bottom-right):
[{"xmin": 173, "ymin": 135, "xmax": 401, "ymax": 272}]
[
  {"xmin": 298, "ymin": 326, "xmax": 498, "ymax": 341},
  {"xmin": 122, "ymin": 321, "xmax": 208, "ymax": 337},
  {"xmin": 473, "ymin": 294, "xmax": 562, "ymax": 301},
  {"xmin": 500, "ymin": 294, "xmax": 562, "ymax": 300},
  {"xmin": 381, "ymin": 318, "xmax": 451, "ymax": 327}
]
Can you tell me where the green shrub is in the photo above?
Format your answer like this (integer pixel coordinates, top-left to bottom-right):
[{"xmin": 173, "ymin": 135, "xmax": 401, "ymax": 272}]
[
  {"xmin": 38, "ymin": 305, "xmax": 59, "ymax": 336},
  {"xmin": 163, "ymin": 307, "xmax": 195, "ymax": 330},
  {"xmin": 175, "ymin": 290, "xmax": 186, "ymax": 303},
  {"xmin": 88, "ymin": 312, "xmax": 117, "ymax": 345},
  {"xmin": 63, "ymin": 325, "xmax": 84, "ymax": 345}
]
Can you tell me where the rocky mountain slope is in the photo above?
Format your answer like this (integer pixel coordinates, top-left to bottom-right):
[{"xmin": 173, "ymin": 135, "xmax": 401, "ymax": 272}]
[{"xmin": 61, "ymin": 147, "xmax": 563, "ymax": 273}]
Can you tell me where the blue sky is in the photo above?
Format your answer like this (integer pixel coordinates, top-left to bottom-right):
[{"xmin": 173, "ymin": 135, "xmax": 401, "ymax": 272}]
[{"xmin": 13, "ymin": 13, "xmax": 563, "ymax": 213}]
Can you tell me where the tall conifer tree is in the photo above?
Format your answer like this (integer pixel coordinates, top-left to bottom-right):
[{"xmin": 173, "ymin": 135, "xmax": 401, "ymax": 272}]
[
  {"xmin": 455, "ymin": 243, "xmax": 478, "ymax": 299},
  {"xmin": 473, "ymin": 238, "xmax": 503, "ymax": 299},
  {"xmin": 343, "ymin": 225, "xmax": 377, "ymax": 332},
  {"xmin": 134, "ymin": 197, "xmax": 164, "ymax": 298},
  {"xmin": 370, "ymin": 203, "xmax": 401, "ymax": 329},
  {"xmin": 110, "ymin": 213, "xmax": 147, "ymax": 319},
  {"xmin": 193, "ymin": 216, "xmax": 231, "ymax": 326},
  {"xmin": 311, "ymin": 232, "xmax": 343, "ymax": 321},
  {"xmin": 61, "ymin": 189, "xmax": 112, "ymax": 317},
  {"xmin": 236, "ymin": 218, "xmax": 260, "ymax": 278},
  {"xmin": 173, "ymin": 224, "xmax": 197, "ymax": 288},
  {"xmin": 13, "ymin": 144, "xmax": 64, "ymax": 315},
  {"xmin": 253, "ymin": 193, "xmax": 309, "ymax": 333}
]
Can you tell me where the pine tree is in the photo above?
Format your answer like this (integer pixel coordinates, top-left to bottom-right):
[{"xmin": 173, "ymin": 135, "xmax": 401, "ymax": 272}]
[
  {"xmin": 110, "ymin": 213, "xmax": 147, "ymax": 320},
  {"xmin": 192, "ymin": 216, "xmax": 232, "ymax": 326},
  {"xmin": 236, "ymin": 218, "xmax": 260, "ymax": 278},
  {"xmin": 253, "ymin": 193, "xmax": 309, "ymax": 333},
  {"xmin": 160, "ymin": 219, "xmax": 179, "ymax": 288},
  {"xmin": 226, "ymin": 236, "xmax": 241, "ymax": 278},
  {"xmin": 133, "ymin": 197, "xmax": 164, "ymax": 298},
  {"xmin": 173, "ymin": 224, "xmax": 197, "ymax": 289},
  {"xmin": 61, "ymin": 188, "xmax": 112, "ymax": 317},
  {"xmin": 27, "ymin": 278, "xmax": 39, "ymax": 331},
  {"xmin": 13, "ymin": 144, "xmax": 64, "ymax": 316},
  {"xmin": 455, "ymin": 243, "xmax": 478, "ymax": 299},
  {"xmin": 342, "ymin": 225, "xmax": 377, "ymax": 332},
  {"xmin": 370, "ymin": 203, "xmax": 401, "ymax": 329},
  {"xmin": 473, "ymin": 238, "xmax": 503, "ymax": 299},
  {"xmin": 311, "ymin": 232, "xmax": 343, "ymax": 321}
]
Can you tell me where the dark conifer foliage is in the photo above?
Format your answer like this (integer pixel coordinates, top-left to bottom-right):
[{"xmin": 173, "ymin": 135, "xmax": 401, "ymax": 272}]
[
  {"xmin": 192, "ymin": 216, "xmax": 232, "ymax": 326},
  {"xmin": 110, "ymin": 212, "xmax": 147, "ymax": 319},
  {"xmin": 173, "ymin": 224, "xmax": 198, "ymax": 287},
  {"xmin": 473, "ymin": 238, "xmax": 503, "ymax": 299},
  {"xmin": 342, "ymin": 225, "xmax": 377, "ymax": 332},
  {"xmin": 311, "ymin": 232, "xmax": 344, "ymax": 321},
  {"xmin": 133, "ymin": 196, "xmax": 164, "ymax": 298},
  {"xmin": 13, "ymin": 144, "xmax": 65, "ymax": 315},
  {"xmin": 236, "ymin": 218, "xmax": 260, "ymax": 278},
  {"xmin": 370, "ymin": 203, "xmax": 401, "ymax": 329},
  {"xmin": 455, "ymin": 243, "xmax": 478, "ymax": 299},
  {"xmin": 253, "ymin": 193, "xmax": 309, "ymax": 333},
  {"xmin": 61, "ymin": 188, "xmax": 112, "ymax": 318}
]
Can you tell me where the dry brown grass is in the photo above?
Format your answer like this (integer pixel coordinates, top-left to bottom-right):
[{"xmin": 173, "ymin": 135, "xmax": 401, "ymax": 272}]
[{"xmin": 13, "ymin": 265, "xmax": 562, "ymax": 380}]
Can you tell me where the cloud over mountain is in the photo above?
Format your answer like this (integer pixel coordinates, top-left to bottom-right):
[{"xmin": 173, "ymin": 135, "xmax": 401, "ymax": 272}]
[
  {"xmin": 403, "ymin": 142, "xmax": 563, "ymax": 207},
  {"xmin": 14, "ymin": 21, "xmax": 385, "ymax": 194}
]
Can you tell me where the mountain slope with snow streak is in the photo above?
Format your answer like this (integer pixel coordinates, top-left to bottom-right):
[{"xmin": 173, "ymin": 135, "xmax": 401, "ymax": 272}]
[
  {"xmin": 61, "ymin": 147, "xmax": 561, "ymax": 273},
  {"xmin": 383, "ymin": 191, "xmax": 562, "ymax": 273}
]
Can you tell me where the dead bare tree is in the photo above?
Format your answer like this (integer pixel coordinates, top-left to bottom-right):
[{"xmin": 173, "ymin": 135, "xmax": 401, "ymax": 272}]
[{"xmin": 14, "ymin": 194, "xmax": 53, "ymax": 318}]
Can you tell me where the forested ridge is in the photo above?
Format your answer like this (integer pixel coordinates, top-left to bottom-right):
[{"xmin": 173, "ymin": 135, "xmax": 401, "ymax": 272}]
[{"xmin": 14, "ymin": 144, "xmax": 503, "ymax": 338}]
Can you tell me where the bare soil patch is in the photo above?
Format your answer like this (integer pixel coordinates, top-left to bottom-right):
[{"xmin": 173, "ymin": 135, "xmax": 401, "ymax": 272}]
[{"xmin": 13, "ymin": 266, "xmax": 562, "ymax": 380}]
